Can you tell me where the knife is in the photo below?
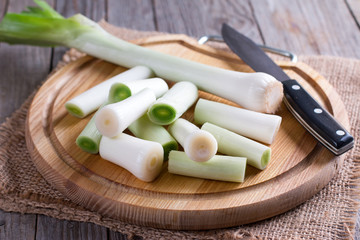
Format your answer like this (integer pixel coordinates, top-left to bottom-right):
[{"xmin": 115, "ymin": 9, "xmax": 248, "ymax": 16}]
[{"xmin": 221, "ymin": 23, "xmax": 353, "ymax": 156}]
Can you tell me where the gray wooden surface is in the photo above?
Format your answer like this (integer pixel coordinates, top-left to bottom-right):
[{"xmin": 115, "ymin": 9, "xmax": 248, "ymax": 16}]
[{"xmin": 0, "ymin": 0, "xmax": 359, "ymax": 239}]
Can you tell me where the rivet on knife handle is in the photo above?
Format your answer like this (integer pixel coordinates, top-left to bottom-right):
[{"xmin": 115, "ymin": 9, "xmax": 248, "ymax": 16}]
[{"xmin": 282, "ymin": 79, "xmax": 354, "ymax": 155}]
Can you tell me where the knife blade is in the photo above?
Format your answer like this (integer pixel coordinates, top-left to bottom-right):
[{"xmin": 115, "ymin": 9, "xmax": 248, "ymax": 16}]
[{"xmin": 221, "ymin": 23, "xmax": 353, "ymax": 156}]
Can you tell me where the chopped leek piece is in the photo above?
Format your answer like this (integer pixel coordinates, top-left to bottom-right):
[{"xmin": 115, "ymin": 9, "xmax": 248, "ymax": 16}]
[
  {"xmin": 100, "ymin": 133, "xmax": 164, "ymax": 182},
  {"xmin": 147, "ymin": 81, "xmax": 198, "ymax": 125},
  {"xmin": 194, "ymin": 98, "xmax": 282, "ymax": 144},
  {"xmin": 168, "ymin": 118, "xmax": 217, "ymax": 162},
  {"xmin": 76, "ymin": 116, "xmax": 102, "ymax": 154},
  {"xmin": 201, "ymin": 122, "xmax": 271, "ymax": 170},
  {"xmin": 95, "ymin": 88, "xmax": 156, "ymax": 137},
  {"xmin": 108, "ymin": 77, "xmax": 168, "ymax": 103},
  {"xmin": 75, "ymin": 103, "xmax": 108, "ymax": 154},
  {"xmin": 168, "ymin": 151, "xmax": 246, "ymax": 183}
]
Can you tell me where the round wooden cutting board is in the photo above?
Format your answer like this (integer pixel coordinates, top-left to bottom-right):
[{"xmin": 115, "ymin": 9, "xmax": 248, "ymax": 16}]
[{"xmin": 25, "ymin": 34, "xmax": 349, "ymax": 230}]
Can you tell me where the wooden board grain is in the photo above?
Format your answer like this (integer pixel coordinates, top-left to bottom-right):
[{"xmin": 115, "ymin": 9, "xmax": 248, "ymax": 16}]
[{"xmin": 25, "ymin": 34, "xmax": 349, "ymax": 230}]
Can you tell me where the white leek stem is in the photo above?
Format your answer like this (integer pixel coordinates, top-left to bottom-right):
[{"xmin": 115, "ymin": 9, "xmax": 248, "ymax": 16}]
[
  {"xmin": 65, "ymin": 65, "xmax": 154, "ymax": 118},
  {"xmin": 108, "ymin": 78, "xmax": 169, "ymax": 103},
  {"xmin": 68, "ymin": 16, "xmax": 283, "ymax": 113},
  {"xmin": 194, "ymin": 98, "xmax": 282, "ymax": 144},
  {"xmin": 202, "ymin": 122, "xmax": 271, "ymax": 170},
  {"xmin": 168, "ymin": 151, "xmax": 246, "ymax": 183},
  {"xmin": 99, "ymin": 133, "xmax": 164, "ymax": 182},
  {"xmin": 168, "ymin": 118, "xmax": 217, "ymax": 162},
  {"xmin": 147, "ymin": 81, "xmax": 198, "ymax": 125},
  {"xmin": 95, "ymin": 88, "xmax": 156, "ymax": 137}
]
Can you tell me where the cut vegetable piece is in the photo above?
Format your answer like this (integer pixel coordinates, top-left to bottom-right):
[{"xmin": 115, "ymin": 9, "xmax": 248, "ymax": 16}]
[
  {"xmin": 168, "ymin": 151, "xmax": 246, "ymax": 183},
  {"xmin": 64, "ymin": 65, "xmax": 154, "ymax": 118},
  {"xmin": 108, "ymin": 78, "xmax": 168, "ymax": 103},
  {"xmin": 0, "ymin": 2, "xmax": 283, "ymax": 113},
  {"xmin": 99, "ymin": 133, "xmax": 164, "ymax": 182},
  {"xmin": 128, "ymin": 114, "xmax": 178, "ymax": 160},
  {"xmin": 194, "ymin": 98, "xmax": 282, "ymax": 144},
  {"xmin": 108, "ymin": 83, "xmax": 131, "ymax": 103},
  {"xmin": 76, "ymin": 116, "xmax": 102, "ymax": 154},
  {"xmin": 147, "ymin": 81, "xmax": 198, "ymax": 125},
  {"xmin": 95, "ymin": 88, "xmax": 156, "ymax": 137},
  {"xmin": 201, "ymin": 122, "xmax": 271, "ymax": 170},
  {"xmin": 168, "ymin": 118, "xmax": 217, "ymax": 162},
  {"xmin": 75, "ymin": 103, "xmax": 108, "ymax": 154}
]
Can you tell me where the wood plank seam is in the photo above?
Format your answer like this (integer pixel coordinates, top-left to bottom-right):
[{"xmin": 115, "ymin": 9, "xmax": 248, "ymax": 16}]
[
  {"xmin": 345, "ymin": 0, "xmax": 360, "ymax": 30},
  {"xmin": 150, "ymin": 0, "xmax": 159, "ymax": 31},
  {"xmin": 248, "ymin": 0, "xmax": 266, "ymax": 45},
  {"xmin": 0, "ymin": 0, "xmax": 9, "ymax": 20}
]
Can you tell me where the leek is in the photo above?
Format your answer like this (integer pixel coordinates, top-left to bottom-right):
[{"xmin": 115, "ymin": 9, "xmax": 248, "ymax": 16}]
[
  {"xmin": 99, "ymin": 133, "xmax": 164, "ymax": 182},
  {"xmin": 0, "ymin": 0, "xmax": 283, "ymax": 113},
  {"xmin": 65, "ymin": 65, "xmax": 154, "ymax": 118},
  {"xmin": 76, "ymin": 116, "xmax": 102, "ymax": 154},
  {"xmin": 201, "ymin": 122, "xmax": 271, "ymax": 170},
  {"xmin": 75, "ymin": 103, "xmax": 108, "ymax": 154},
  {"xmin": 95, "ymin": 88, "xmax": 156, "ymax": 137},
  {"xmin": 168, "ymin": 118, "xmax": 217, "ymax": 162},
  {"xmin": 168, "ymin": 151, "xmax": 247, "ymax": 183},
  {"xmin": 147, "ymin": 81, "xmax": 198, "ymax": 125},
  {"xmin": 128, "ymin": 114, "xmax": 178, "ymax": 160},
  {"xmin": 194, "ymin": 98, "xmax": 282, "ymax": 144},
  {"xmin": 108, "ymin": 77, "xmax": 168, "ymax": 103}
]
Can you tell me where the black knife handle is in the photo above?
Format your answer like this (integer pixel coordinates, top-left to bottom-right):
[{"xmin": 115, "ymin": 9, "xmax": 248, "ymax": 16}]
[{"xmin": 282, "ymin": 79, "xmax": 353, "ymax": 155}]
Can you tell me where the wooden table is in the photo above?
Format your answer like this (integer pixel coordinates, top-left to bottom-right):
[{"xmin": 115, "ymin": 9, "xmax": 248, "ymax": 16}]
[{"xmin": 0, "ymin": 0, "xmax": 359, "ymax": 239}]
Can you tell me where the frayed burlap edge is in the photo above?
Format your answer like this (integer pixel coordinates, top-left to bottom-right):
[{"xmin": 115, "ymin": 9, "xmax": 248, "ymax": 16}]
[{"xmin": 0, "ymin": 22, "xmax": 359, "ymax": 239}]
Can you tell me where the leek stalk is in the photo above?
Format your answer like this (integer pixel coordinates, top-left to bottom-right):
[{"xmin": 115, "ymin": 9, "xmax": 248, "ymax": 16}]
[
  {"xmin": 147, "ymin": 81, "xmax": 198, "ymax": 125},
  {"xmin": 95, "ymin": 88, "xmax": 156, "ymax": 137},
  {"xmin": 202, "ymin": 122, "xmax": 271, "ymax": 170},
  {"xmin": 168, "ymin": 151, "xmax": 246, "ymax": 183},
  {"xmin": 0, "ymin": 0, "xmax": 283, "ymax": 113},
  {"xmin": 168, "ymin": 118, "xmax": 217, "ymax": 162},
  {"xmin": 194, "ymin": 98, "xmax": 282, "ymax": 144},
  {"xmin": 108, "ymin": 78, "xmax": 168, "ymax": 103},
  {"xmin": 100, "ymin": 133, "xmax": 164, "ymax": 182}
]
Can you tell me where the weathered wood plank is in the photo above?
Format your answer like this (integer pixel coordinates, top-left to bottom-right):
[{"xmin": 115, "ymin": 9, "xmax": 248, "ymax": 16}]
[
  {"xmin": 0, "ymin": 0, "xmax": 53, "ymax": 123},
  {"xmin": 0, "ymin": 210, "xmax": 36, "ymax": 240},
  {"xmin": 56, "ymin": 0, "xmax": 106, "ymax": 20},
  {"xmin": 35, "ymin": 217, "xmax": 107, "ymax": 240},
  {"xmin": 153, "ymin": 0, "xmax": 262, "ymax": 41},
  {"xmin": 251, "ymin": 0, "xmax": 360, "ymax": 58},
  {"xmin": 0, "ymin": 0, "xmax": 7, "ymax": 20},
  {"xmin": 107, "ymin": 0, "xmax": 156, "ymax": 31}
]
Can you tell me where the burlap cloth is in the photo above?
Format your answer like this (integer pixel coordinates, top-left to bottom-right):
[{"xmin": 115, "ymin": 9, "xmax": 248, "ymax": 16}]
[{"xmin": 0, "ymin": 21, "xmax": 359, "ymax": 240}]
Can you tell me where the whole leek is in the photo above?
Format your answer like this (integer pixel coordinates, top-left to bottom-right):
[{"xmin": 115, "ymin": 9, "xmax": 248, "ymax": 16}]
[{"xmin": 0, "ymin": 0, "xmax": 283, "ymax": 113}]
